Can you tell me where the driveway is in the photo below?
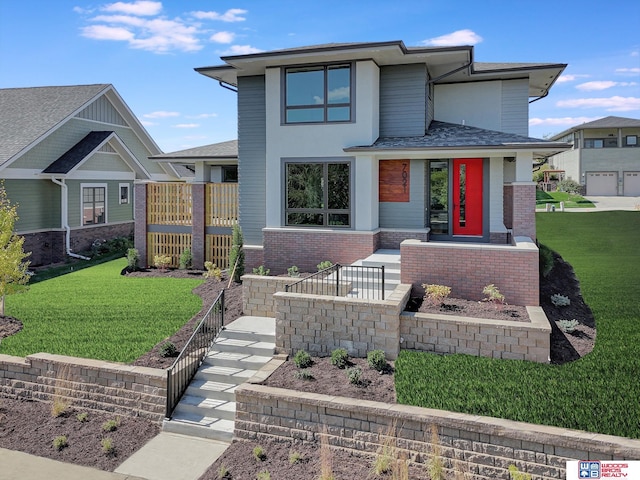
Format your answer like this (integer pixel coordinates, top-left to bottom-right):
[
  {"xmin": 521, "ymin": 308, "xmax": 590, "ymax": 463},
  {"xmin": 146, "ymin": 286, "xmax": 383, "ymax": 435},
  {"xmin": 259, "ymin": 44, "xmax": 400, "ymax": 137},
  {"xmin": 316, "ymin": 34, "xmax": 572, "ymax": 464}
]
[{"xmin": 579, "ymin": 196, "xmax": 640, "ymax": 212}]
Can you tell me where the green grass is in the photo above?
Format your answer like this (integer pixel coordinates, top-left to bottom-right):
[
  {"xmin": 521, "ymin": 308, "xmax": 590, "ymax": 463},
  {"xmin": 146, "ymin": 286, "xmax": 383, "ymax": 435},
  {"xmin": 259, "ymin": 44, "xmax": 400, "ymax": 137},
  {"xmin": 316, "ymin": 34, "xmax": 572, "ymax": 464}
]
[
  {"xmin": 395, "ymin": 211, "xmax": 640, "ymax": 438},
  {"xmin": 535, "ymin": 190, "xmax": 594, "ymax": 208},
  {"xmin": 1, "ymin": 259, "xmax": 203, "ymax": 363}
]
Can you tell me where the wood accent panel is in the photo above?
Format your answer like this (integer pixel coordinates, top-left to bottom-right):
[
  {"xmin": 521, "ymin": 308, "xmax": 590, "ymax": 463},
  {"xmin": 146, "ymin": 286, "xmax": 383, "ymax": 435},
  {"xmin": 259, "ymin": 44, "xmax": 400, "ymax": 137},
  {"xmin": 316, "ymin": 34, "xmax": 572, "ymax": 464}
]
[{"xmin": 379, "ymin": 159, "xmax": 410, "ymax": 202}]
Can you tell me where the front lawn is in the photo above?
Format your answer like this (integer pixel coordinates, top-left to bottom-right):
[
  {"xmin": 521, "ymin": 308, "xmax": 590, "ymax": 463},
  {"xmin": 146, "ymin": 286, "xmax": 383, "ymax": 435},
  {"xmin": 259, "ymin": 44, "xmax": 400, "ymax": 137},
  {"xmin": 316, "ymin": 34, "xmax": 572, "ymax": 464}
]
[
  {"xmin": 1, "ymin": 260, "xmax": 203, "ymax": 363},
  {"xmin": 395, "ymin": 211, "xmax": 640, "ymax": 439},
  {"xmin": 535, "ymin": 190, "xmax": 594, "ymax": 208}
]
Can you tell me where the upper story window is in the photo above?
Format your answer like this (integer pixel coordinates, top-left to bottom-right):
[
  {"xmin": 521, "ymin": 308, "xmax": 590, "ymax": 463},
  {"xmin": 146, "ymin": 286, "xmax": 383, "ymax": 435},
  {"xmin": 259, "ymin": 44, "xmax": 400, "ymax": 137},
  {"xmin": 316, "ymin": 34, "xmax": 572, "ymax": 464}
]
[
  {"xmin": 119, "ymin": 183, "xmax": 130, "ymax": 204},
  {"xmin": 222, "ymin": 165, "xmax": 238, "ymax": 182},
  {"xmin": 584, "ymin": 138, "xmax": 618, "ymax": 148},
  {"xmin": 284, "ymin": 64, "xmax": 352, "ymax": 124}
]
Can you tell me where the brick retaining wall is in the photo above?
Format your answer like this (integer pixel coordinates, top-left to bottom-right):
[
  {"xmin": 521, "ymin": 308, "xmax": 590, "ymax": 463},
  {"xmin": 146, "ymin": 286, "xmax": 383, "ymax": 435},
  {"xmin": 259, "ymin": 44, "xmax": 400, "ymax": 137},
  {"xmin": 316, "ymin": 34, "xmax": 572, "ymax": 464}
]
[
  {"xmin": 235, "ymin": 369, "xmax": 640, "ymax": 480},
  {"xmin": 0, "ymin": 352, "xmax": 166, "ymax": 422}
]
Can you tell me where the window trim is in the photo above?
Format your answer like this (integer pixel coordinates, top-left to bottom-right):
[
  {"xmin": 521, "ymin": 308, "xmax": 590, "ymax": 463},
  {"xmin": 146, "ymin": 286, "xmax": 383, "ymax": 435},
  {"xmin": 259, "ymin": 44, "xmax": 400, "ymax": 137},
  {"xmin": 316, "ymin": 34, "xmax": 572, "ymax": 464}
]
[
  {"xmin": 282, "ymin": 62, "xmax": 355, "ymax": 125},
  {"xmin": 119, "ymin": 183, "xmax": 130, "ymax": 204},
  {"xmin": 282, "ymin": 158, "xmax": 353, "ymax": 228},
  {"xmin": 625, "ymin": 135, "xmax": 638, "ymax": 147},
  {"xmin": 81, "ymin": 183, "xmax": 107, "ymax": 226}
]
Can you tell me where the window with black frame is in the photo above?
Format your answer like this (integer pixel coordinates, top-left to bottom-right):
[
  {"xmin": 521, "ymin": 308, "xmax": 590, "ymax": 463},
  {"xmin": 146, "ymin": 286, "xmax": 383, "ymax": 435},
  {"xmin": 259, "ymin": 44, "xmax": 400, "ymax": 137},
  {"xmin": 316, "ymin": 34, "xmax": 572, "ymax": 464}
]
[{"xmin": 285, "ymin": 162, "xmax": 350, "ymax": 227}]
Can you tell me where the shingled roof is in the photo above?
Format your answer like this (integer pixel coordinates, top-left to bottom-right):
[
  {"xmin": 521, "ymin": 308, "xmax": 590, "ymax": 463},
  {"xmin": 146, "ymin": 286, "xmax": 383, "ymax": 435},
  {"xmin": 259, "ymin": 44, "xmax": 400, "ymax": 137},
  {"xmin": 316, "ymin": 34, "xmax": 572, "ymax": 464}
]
[
  {"xmin": 0, "ymin": 84, "xmax": 110, "ymax": 166},
  {"xmin": 43, "ymin": 131, "xmax": 114, "ymax": 174},
  {"xmin": 550, "ymin": 116, "xmax": 640, "ymax": 140},
  {"xmin": 151, "ymin": 140, "xmax": 238, "ymax": 160}
]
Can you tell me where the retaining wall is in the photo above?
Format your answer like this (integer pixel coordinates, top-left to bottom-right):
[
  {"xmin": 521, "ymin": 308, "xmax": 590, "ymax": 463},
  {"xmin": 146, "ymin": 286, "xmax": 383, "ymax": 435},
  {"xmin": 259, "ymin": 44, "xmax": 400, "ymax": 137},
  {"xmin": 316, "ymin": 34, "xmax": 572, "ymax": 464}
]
[
  {"xmin": 0, "ymin": 352, "xmax": 166, "ymax": 422},
  {"xmin": 235, "ymin": 368, "xmax": 640, "ymax": 480}
]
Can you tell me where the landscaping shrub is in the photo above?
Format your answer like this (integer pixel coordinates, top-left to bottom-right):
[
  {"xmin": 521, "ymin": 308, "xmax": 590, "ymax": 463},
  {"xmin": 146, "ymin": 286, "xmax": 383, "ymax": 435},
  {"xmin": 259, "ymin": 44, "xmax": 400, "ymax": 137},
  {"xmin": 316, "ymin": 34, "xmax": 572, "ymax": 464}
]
[
  {"xmin": 159, "ymin": 341, "xmax": 178, "ymax": 358},
  {"xmin": 253, "ymin": 445, "xmax": 266, "ymax": 461},
  {"xmin": 330, "ymin": 348, "xmax": 349, "ymax": 369},
  {"xmin": 126, "ymin": 248, "xmax": 140, "ymax": 271},
  {"xmin": 550, "ymin": 293, "xmax": 570, "ymax": 307},
  {"xmin": 538, "ymin": 243, "xmax": 554, "ymax": 277},
  {"xmin": 179, "ymin": 248, "xmax": 193, "ymax": 270},
  {"xmin": 52, "ymin": 435, "xmax": 68, "ymax": 451},
  {"xmin": 293, "ymin": 350, "xmax": 312, "ymax": 369},
  {"xmin": 316, "ymin": 260, "xmax": 333, "ymax": 271},
  {"xmin": 367, "ymin": 349, "xmax": 387, "ymax": 372},
  {"xmin": 287, "ymin": 265, "xmax": 300, "ymax": 277},
  {"xmin": 422, "ymin": 284, "xmax": 451, "ymax": 305},
  {"xmin": 153, "ymin": 254, "xmax": 171, "ymax": 270},
  {"xmin": 347, "ymin": 366, "xmax": 363, "ymax": 385},
  {"xmin": 252, "ymin": 265, "xmax": 270, "ymax": 276},
  {"xmin": 557, "ymin": 319, "xmax": 579, "ymax": 333},
  {"xmin": 228, "ymin": 224, "xmax": 245, "ymax": 282},
  {"xmin": 203, "ymin": 261, "xmax": 222, "ymax": 280},
  {"xmin": 556, "ymin": 179, "xmax": 582, "ymax": 195},
  {"xmin": 482, "ymin": 284, "xmax": 505, "ymax": 305}
]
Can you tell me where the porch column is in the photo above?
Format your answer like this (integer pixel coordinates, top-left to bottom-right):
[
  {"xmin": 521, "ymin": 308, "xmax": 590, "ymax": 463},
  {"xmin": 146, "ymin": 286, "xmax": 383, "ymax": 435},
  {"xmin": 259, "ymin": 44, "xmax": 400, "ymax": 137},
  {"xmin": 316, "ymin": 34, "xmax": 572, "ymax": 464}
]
[
  {"xmin": 133, "ymin": 182, "xmax": 147, "ymax": 267},
  {"xmin": 192, "ymin": 183, "xmax": 206, "ymax": 269},
  {"xmin": 354, "ymin": 155, "xmax": 378, "ymax": 231},
  {"xmin": 511, "ymin": 151, "xmax": 536, "ymax": 241}
]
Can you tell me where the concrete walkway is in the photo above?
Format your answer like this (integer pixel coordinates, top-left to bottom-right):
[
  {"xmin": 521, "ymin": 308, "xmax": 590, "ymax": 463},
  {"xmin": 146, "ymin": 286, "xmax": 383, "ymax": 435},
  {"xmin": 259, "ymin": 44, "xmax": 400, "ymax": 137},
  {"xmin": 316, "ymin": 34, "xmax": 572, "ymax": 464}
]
[
  {"xmin": 538, "ymin": 195, "xmax": 639, "ymax": 212},
  {"xmin": 0, "ymin": 432, "xmax": 228, "ymax": 480}
]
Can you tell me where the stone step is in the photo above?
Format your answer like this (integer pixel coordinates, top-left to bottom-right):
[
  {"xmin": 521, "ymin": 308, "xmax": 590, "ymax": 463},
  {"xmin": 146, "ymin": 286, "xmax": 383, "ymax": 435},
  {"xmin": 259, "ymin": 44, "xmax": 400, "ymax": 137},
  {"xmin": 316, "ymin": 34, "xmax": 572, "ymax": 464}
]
[
  {"xmin": 173, "ymin": 394, "xmax": 236, "ymax": 421},
  {"xmin": 203, "ymin": 350, "xmax": 273, "ymax": 370},
  {"xmin": 185, "ymin": 379, "xmax": 238, "ymax": 401},
  {"xmin": 194, "ymin": 365, "xmax": 257, "ymax": 385},
  {"xmin": 163, "ymin": 413, "xmax": 234, "ymax": 442}
]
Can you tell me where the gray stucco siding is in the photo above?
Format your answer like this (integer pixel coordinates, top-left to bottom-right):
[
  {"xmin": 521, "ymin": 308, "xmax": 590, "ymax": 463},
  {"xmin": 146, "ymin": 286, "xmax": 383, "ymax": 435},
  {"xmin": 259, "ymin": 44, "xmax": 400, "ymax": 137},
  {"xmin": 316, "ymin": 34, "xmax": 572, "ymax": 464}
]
[
  {"xmin": 378, "ymin": 159, "xmax": 425, "ymax": 229},
  {"xmin": 237, "ymin": 75, "xmax": 267, "ymax": 246},
  {"xmin": 5, "ymin": 179, "xmax": 61, "ymax": 232},
  {"xmin": 379, "ymin": 64, "xmax": 427, "ymax": 137}
]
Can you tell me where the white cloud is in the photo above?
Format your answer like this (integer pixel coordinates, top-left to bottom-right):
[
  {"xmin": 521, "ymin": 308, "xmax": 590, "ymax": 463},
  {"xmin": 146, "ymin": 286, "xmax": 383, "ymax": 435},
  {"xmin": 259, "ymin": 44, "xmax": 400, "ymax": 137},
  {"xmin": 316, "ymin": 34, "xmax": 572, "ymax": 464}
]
[
  {"xmin": 421, "ymin": 29, "xmax": 483, "ymax": 47},
  {"xmin": 191, "ymin": 9, "xmax": 247, "ymax": 22},
  {"xmin": 529, "ymin": 116, "xmax": 600, "ymax": 127},
  {"xmin": 631, "ymin": 51, "xmax": 639, "ymax": 57},
  {"xmin": 615, "ymin": 67, "xmax": 640, "ymax": 74},
  {"xmin": 140, "ymin": 120, "xmax": 158, "ymax": 126},
  {"xmin": 576, "ymin": 81, "xmax": 638, "ymax": 91},
  {"xmin": 221, "ymin": 44, "xmax": 263, "ymax": 55},
  {"xmin": 556, "ymin": 74, "xmax": 590, "ymax": 83},
  {"xmin": 210, "ymin": 31, "xmax": 235, "ymax": 44},
  {"xmin": 174, "ymin": 123, "xmax": 200, "ymax": 128},
  {"xmin": 556, "ymin": 96, "xmax": 640, "ymax": 112},
  {"xmin": 187, "ymin": 113, "xmax": 218, "ymax": 119},
  {"xmin": 144, "ymin": 111, "xmax": 180, "ymax": 118},
  {"xmin": 91, "ymin": 14, "xmax": 146, "ymax": 27},
  {"xmin": 81, "ymin": 25, "xmax": 134, "ymax": 41},
  {"xmin": 102, "ymin": 1, "xmax": 162, "ymax": 16}
]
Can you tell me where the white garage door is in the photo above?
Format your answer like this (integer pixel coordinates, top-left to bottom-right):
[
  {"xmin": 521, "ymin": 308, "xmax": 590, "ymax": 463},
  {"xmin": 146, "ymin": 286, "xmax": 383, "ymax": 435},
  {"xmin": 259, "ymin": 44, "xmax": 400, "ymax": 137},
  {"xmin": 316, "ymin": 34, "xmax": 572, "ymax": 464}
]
[
  {"xmin": 586, "ymin": 172, "xmax": 617, "ymax": 196},
  {"xmin": 623, "ymin": 172, "xmax": 640, "ymax": 196}
]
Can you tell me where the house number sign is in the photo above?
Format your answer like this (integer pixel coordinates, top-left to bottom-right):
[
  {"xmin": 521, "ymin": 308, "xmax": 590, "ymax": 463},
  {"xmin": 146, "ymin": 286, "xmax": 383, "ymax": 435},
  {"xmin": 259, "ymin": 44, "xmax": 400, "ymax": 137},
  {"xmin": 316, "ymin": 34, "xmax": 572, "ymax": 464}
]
[{"xmin": 379, "ymin": 159, "xmax": 410, "ymax": 202}]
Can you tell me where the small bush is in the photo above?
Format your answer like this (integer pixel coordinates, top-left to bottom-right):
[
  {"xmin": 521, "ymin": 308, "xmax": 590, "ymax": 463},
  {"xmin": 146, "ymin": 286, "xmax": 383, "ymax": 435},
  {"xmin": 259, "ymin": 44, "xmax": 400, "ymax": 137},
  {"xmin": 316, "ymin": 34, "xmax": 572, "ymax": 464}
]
[
  {"xmin": 257, "ymin": 471, "xmax": 271, "ymax": 480},
  {"xmin": 367, "ymin": 349, "xmax": 387, "ymax": 372},
  {"xmin": 203, "ymin": 261, "xmax": 222, "ymax": 280},
  {"xmin": 101, "ymin": 437, "xmax": 115, "ymax": 455},
  {"xmin": 538, "ymin": 243, "xmax": 554, "ymax": 277},
  {"xmin": 551, "ymin": 293, "xmax": 570, "ymax": 307},
  {"xmin": 159, "ymin": 341, "xmax": 178, "ymax": 358},
  {"xmin": 153, "ymin": 254, "xmax": 172, "ymax": 270},
  {"xmin": 126, "ymin": 248, "xmax": 140, "ymax": 271},
  {"xmin": 287, "ymin": 265, "xmax": 300, "ymax": 277},
  {"xmin": 289, "ymin": 450, "xmax": 304, "ymax": 465},
  {"xmin": 252, "ymin": 265, "xmax": 270, "ymax": 276},
  {"xmin": 76, "ymin": 412, "xmax": 89, "ymax": 422},
  {"xmin": 228, "ymin": 224, "xmax": 245, "ymax": 282},
  {"xmin": 330, "ymin": 348, "xmax": 349, "ymax": 369},
  {"xmin": 422, "ymin": 284, "xmax": 451, "ymax": 305},
  {"xmin": 53, "ymin": 435, "xmax": 68, "ymax": 451},
  {"xmin": 253, "ymin": 445, "xmax": 266, "ymax": 461},
  {"xmin": 482, "ymin": 284, "xmax": 505, "ymax": 305},
  {"xmin": 217, "ymin": 464, "xmax": 231, "ymax": 480},
  {"xmin": 347, "ymin": 366, "xmax": 363, "ymax": 385},
  {"xmin": 102, "ymin": 418, "xmax": 119, "ymax": 432},
  {"xmin": 508, "ymin": 464, "xmax": 532, "ymax": 480},
  {"xmin": 557, "ymin": 319, "xmax": 580, "ymax": 333},
  {"xmin": 556, "ymin": 179, "xmax": 582, "ymax": 195},
  {"xmin": 179, "ymin": 248, "xmax": 193, "ymax": 270},
  {"xmin": 317, "ymin": 260, "xmax": 333, "ymax": 271},
  {"xmin": 294, "ymin": 370, "xmax": 314, "ymax": 380},
  {"xmin": 293, "ymin": 350, "xmax": 312, "ymax": 369}
]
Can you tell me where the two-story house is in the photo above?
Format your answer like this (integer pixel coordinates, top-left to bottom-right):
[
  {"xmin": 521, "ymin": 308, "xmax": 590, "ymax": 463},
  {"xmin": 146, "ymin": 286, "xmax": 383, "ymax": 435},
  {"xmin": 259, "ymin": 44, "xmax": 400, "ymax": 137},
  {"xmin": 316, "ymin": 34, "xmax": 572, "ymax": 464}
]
[{"xmin": 195, "ymin": 40, "xmax": 569, "ymax": 305}]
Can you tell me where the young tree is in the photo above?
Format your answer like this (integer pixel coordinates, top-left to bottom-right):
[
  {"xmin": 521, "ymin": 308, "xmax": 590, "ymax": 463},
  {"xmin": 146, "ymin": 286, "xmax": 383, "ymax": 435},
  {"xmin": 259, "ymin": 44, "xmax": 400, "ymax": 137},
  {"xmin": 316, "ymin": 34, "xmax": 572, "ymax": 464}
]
[
  {"xmin": 228, "ymin": 224, "xmax": 244, "ymax": 283},
  {"xmin": 0, "ymin": 184, "xmax": 31, "ymax": 316}
]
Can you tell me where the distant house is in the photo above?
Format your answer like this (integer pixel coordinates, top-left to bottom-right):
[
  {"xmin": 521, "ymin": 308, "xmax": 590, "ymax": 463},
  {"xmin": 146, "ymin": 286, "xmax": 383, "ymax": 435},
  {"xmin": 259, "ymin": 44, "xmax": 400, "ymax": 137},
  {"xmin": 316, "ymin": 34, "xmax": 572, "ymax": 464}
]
[
  {"xmin": 547, "ymin": 116, "xmax": 640, "ymax": 196},
  {"xmin": 192, "ymin": 40, "xmax": 570, "ymax": 305},
  {"xmin": 0, "ymin": 84, "xmax": 174, "ymax": 266}
]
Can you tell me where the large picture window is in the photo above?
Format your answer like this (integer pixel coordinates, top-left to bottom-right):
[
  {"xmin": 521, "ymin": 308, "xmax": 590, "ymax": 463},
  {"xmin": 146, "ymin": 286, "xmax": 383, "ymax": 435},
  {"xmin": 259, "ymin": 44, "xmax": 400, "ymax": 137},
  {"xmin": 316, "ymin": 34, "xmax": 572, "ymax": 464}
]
[
  {"xmin": 285, "ymin": 162, "xmax": 351, "ymax": 227},
  {"xmin": 82, "ymin": 185, "xmax": 106, "ymax": 225},
  {"xmin": 284, "ymin": 64, "xmax": 352, "ymax": 124}
]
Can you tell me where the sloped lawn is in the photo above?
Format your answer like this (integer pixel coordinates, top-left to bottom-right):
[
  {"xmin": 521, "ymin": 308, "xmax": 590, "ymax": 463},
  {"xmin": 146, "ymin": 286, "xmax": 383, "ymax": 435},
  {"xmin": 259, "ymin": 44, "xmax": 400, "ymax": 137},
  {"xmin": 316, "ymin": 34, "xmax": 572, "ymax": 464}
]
[
  {"xmin": 535, "ymin": 190, "xmax": 594, "ymax": 208},
  {"xmin": 396, "ymin": 211, "xmax": 640, "ymax": 439},
  {"xmin": 0, "ymin": 260, "xmax": 203, "ymax": 363}
]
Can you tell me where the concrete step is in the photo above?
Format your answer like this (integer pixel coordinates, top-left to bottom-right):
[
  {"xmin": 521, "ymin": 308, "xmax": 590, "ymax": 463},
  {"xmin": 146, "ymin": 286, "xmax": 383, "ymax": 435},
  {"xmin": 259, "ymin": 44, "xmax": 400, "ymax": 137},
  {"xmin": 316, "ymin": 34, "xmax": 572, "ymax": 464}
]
[
  {"xmin": 163, "ymin": 412, "xmax": 234, "ymax": 442},
  {"xmin": 203, "ymin": 350, "xmax": 273, "ymax": 370},
  {"xmin": 210, "ymin": 337, "xmax": 275, "ymax": 357},
  {"xmin": 185, "ymin": 379, "xmax": 238, "ymax": 401},
  {"xmin": 194, "ymin": 365, "xmax": 258, "ymax": 385},
  {"xmin": 173, "ymin": 394, "xmax": 236, "ymax": 421},
  {"xmin": 217, "ymin": 327, "xmax": 275, "ymax": 344}
]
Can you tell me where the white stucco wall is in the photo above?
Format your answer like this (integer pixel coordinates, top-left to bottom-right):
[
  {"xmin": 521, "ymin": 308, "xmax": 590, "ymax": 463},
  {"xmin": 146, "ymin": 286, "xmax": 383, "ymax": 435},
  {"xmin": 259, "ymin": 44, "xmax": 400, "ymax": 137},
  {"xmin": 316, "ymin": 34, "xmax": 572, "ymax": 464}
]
[{"xmin": 434, "ymin": 82, "xmax": 502, "ymax": 132}]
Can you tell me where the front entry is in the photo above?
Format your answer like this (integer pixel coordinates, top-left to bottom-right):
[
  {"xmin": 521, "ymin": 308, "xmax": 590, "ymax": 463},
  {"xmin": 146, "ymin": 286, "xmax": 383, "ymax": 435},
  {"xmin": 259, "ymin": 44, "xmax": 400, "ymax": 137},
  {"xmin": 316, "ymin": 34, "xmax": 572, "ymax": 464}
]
[{"xmin": 452, "ymin": 158, "xmax": 483, "ymax": 236}]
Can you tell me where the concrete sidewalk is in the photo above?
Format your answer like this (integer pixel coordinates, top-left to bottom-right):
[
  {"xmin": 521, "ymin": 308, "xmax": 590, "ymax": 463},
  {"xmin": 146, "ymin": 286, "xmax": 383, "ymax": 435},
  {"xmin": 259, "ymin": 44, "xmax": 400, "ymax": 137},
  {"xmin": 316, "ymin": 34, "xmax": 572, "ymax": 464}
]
[{"xmin": 0, "ymin": 432, "xmax": 229, "ymax": 480}]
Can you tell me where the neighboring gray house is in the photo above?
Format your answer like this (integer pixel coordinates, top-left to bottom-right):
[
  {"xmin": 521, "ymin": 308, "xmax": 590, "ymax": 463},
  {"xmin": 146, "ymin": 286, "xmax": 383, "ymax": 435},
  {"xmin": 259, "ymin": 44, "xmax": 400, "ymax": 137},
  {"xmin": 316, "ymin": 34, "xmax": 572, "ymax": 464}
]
[
  {"xmin": 0, "ymin": 84, "xmax": 175, "ymax": 266},
  {"xmin": 547, "ymin": 116, "xmax": 640, "ymax": 196}
]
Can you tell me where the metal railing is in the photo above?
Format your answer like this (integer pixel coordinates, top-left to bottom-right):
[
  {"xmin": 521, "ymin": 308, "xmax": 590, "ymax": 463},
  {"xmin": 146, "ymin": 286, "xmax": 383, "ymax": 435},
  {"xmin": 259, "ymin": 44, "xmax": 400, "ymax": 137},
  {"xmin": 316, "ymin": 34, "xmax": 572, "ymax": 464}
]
[
  {"xmin": 285, "ymin": 264, "xmax": 385, "ymax": 300},
  {"xmin": 166, "ymin": 289, "xmax": 225, "ymax": 419}
]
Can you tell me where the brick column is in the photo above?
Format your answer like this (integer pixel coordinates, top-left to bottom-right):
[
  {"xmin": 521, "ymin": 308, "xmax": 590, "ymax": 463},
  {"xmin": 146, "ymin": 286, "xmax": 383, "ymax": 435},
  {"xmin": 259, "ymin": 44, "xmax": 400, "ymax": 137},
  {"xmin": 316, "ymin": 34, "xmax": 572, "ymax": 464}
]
[
  {"xmin": 133, "ymin": 183, "xmax": 147, "ymax": 266},
  {"xmin": 191, "ymin": 183, "xmax": 206, "ymax": 269},
  {"xmin": 511, "ymin": 182, "xmax": 536, "ymax": 241}
]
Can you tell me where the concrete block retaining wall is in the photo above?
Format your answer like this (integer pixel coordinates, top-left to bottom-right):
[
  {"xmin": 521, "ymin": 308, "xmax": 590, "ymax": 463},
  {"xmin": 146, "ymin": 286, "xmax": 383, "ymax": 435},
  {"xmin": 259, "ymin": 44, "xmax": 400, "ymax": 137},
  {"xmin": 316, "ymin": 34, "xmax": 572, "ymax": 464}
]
[
  {"xmin": 400, "ymin": 307, "xmax": 551, "ymax": 363},
  {"xmin": 242, "ymin": 275, "xmax": 296, "ymax": 318},
  {"xmin": 0, "ymin": 352, "xmax": 166, "ymax": 422},
  {"xmin": 235, "ymin": 374, "xmax": 640, "ymax": 480},
  {"xmin": 273, "ymin": 284, "xmax": 411, "ymax": 359}
]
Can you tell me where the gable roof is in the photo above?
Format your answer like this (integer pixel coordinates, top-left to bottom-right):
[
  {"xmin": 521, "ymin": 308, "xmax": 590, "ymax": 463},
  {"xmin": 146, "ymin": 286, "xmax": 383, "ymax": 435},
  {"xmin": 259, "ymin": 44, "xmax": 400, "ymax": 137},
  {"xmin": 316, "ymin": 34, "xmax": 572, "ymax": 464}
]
[
  {"xmin": 0, "ymin": 84, "xmax": 110, "ymax": 166},
  {"xmin": 550, "ymin": 116, "xmax": 640, "ymax": 140},
  {"xmin": 43, "ymin": 131, "xmax": 114, "ymax": 174},
  {"xmin": 345, "ymin": 121, "xmax": 570, "ymax": 156}
]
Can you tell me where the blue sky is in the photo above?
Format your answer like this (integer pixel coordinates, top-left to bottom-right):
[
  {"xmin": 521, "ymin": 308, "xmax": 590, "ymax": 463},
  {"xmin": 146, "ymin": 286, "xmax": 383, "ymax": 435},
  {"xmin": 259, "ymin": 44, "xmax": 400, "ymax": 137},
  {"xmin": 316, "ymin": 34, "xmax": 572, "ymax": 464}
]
[{"xmin": 1, "ymin": 0, "xmax": 638, "ymax": 152}]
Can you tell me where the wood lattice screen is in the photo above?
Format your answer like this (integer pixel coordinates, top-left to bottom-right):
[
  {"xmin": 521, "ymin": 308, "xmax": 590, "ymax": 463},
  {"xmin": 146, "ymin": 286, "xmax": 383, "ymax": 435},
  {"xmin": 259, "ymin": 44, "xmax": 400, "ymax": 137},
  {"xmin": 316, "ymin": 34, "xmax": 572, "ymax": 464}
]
[
  {"xmin": 147, "ymin": 183, "xmax": 192, "ymax": 225},
  {"xmin": 206, "ymin": 183, "xmax": 238, "ymax": 227},
  {"xmin": 206, "ymin": 234, "xmax": 233, "ymax": 269},
  {"xmin": 147, "ymin": 233, "xmax": 192, "ymax": 268}
]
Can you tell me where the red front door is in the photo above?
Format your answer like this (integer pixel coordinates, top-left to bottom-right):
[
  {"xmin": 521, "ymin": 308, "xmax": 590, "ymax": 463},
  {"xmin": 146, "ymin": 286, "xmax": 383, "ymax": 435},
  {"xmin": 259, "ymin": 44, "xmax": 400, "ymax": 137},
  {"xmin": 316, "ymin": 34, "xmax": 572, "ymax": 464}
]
[{"xmin": 453, "ymin": 158, "xmax": 483, "ymax": 236}]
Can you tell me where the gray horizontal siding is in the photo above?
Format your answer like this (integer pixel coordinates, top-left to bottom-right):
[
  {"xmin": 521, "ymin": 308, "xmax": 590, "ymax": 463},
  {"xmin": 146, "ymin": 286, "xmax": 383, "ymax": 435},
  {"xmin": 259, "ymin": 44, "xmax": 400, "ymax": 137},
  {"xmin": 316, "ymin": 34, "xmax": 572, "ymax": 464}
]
[
  {"xmin": 5, "ymin": 179, "xmax": 61, "ymax": 231},
  {"xmin": 379, "ymin": 64, "xmax": 428, "ymax": 137},
  {"xmin": 501, "ymin": 79, "xmax": 529, "ymax": 136},
  {"xmin": 379, "ymin": 160, "xmax": 425, "ymax": 229},
  {"xmin": 238, "ymin": 76, "xmax": 266, "ymax": 246}
]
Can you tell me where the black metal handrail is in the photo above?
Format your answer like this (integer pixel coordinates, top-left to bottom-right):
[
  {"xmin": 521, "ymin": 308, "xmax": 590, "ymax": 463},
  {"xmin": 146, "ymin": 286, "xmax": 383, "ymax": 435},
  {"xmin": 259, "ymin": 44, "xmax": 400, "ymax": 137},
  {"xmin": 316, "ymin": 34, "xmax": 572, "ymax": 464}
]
[
  {"xmin": 166, "ymin": 289, "xmax": 225, "ymax": 419},
  {"xmin": 285, "ymin": 264, "xmax": 385, "ymax": 300}
]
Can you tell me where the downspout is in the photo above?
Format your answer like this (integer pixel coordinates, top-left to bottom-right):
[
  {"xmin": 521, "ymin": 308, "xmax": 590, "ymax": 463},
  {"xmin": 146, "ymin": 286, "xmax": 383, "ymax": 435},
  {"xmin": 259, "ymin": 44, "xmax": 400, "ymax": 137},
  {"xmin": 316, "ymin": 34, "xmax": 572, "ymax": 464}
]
[{"xmin": 50, "ymin": 177, "xmax": 91, "ymax": 260}]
